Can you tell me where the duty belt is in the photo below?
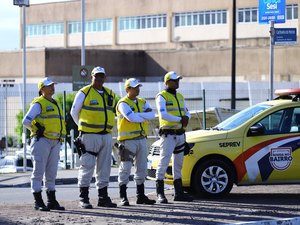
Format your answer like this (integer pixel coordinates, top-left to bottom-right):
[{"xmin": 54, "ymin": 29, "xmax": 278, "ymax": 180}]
[
  {"xmin": 80, "ymin": 131, "xmax": 109, "ymax": 135},
  {"xmin": 159, "ymin": 129, "xmax": 185, "ymax": 136}
]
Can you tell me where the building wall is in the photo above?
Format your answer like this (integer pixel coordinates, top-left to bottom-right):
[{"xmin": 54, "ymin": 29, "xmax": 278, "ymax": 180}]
[
  {"xmin": 1, "ymin": 43, "xmax": 300, "ymax": 83},
  {"xmin": 0, "ymin": 50, "xmax": 46, "ymax": 78},
  {"xmin": 1, "ymin": 0, "xmax": 298, "ymax": 83},
  {"xmin": 23, "ymin": 0, "xmax": 299, "ymax": 49}
]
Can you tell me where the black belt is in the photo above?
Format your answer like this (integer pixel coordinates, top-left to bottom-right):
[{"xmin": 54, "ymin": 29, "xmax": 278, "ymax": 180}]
[
  {"xmin": 159, "ymin": 129, "xmax": 185, "ymax": 136},
  {"xmin": 80, "ymin": 131, "xmax": 109, "ymax": 135}
]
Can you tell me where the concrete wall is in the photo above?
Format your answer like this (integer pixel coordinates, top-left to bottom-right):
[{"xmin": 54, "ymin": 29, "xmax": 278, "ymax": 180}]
[
  {"xmin": 0, "ymin": 49, "xmax": 46, "ymax": 78},
  {"xmin": 43, "ymin": 48, "xmax": 167, "ymax": 82},
  {"xmin": 1, "ymin": 43, "xmax": 300, "ymax": 82}
]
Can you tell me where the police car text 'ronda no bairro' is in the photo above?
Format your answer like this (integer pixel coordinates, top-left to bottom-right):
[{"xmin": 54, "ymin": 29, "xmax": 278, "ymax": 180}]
[{"xmin": 147, "ymin": 89, "xmax": 300, "ymax": 197}]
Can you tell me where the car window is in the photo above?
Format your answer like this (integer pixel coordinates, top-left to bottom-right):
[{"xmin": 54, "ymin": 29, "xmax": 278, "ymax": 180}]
[
  {"xmin": 290, "ymin": 108, "xmax": 300, "ymax": 132},
  {"xmin": 216, "ymin": 104, "xmax": 271, "ymax": 130},
  {"xmin": 255, "ymin": 107, "xmax": 300, "ymax": 135}
]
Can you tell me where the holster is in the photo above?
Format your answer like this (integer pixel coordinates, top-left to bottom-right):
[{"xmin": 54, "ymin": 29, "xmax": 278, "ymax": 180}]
[
  {"xmin": 74, "ymin": 137, "xmax": 85, "ymax": 158},
  {"xmin": 114, "ymin": 142, "xmax": 134, "ymax": 163},
  {"xmin": 74, "ymin": 137, "xmax": 98, "ymax": 158},
  {"xmin": 174, "ymin": 142, "xmax": 192, "ymax": 155},
  {"xmin": 35, "ymin": 122, "xmax": 45, "ymax": 141}
]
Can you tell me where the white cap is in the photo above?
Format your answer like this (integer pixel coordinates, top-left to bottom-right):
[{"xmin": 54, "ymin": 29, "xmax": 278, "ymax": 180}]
[
  {"xmin": 164, "ymin": 71, "xmax": 182, "ymax": 84},
  {"xmin": 91, "ymin": 66, "xmax": 106, "ymax": 76},
  {"xmin": 38, "ymin": 77, "xmax": 57, "ymax": 90},
  {"xmin": 124, "ymin": 78, "xmax": 142, "ymax": 88}
]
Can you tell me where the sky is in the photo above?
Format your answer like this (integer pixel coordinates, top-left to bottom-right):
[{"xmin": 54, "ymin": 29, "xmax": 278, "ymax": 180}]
[{"xmin": 0, "ymin": 0, "xmax": 68, "ymax": 51}]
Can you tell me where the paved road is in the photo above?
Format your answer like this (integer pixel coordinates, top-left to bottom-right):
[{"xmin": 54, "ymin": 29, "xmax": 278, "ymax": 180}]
[{"xmin": 1, "ymin": 168, "xmax": 300, "ymax": 224}]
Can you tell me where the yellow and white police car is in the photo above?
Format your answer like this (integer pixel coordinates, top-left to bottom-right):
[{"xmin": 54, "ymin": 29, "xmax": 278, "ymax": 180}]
[{"xmin": 147, "ymin": 89, "xmax": 300, "ymax": 197}]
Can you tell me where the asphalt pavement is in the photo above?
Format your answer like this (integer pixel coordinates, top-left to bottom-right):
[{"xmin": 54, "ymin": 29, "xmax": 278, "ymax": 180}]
[{"xmin": 2, "ymin": 167, "xmax": 300, "ymax": 225}]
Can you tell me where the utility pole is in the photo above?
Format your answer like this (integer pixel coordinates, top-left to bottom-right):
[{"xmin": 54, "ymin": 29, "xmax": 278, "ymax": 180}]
[
  {"xmin": 14, "ymin": 0, "xmax": 29, "ymax": 172},
  {"xmin": 231, "ymin": 0, "xmax": 236, "ymax": 110}
]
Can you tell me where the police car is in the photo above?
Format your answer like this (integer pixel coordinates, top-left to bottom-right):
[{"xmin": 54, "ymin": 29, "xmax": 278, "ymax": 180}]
[{"xmin": 147, "ymin": 89, "xmax": 300, "ymax": 197}]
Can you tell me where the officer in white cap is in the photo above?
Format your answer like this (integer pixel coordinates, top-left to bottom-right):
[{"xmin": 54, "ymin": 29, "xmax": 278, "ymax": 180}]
[
  {"xmin": 22, "ymin": 77, "xmax": 66, "ymax": 211},
  {"xmin": 71, "ymin": 66, "xmax": 117, "ymax": 208},
  {"xmin": 155, "ymin": 71, "xmax": 193, "ymax": 203},
  {"xmin": 116, "ymin": 78, "xmax": 156, "ymax": 206}
]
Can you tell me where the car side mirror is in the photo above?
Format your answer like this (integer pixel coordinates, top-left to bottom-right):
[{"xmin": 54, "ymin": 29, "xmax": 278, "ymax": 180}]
[{"xmin": 248, "ymin": 123, "xmax": 265, "ymax": 136}]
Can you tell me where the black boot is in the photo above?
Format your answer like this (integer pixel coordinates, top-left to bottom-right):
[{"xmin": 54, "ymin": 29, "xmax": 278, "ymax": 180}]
[
  {"xmin": 119, "ymin": 184, "xmax": 130, "ymax": 206},
  {"xmin": 173, "ymin": 179, "xmax": 193, "ymax": 202},
  {"xmin": 79, "ymin": 187, "xmax": 93, "ymax": 209},
  {"xmin": 33, "ymin": 191, "xmax": 50, "ymax": 211},
  {"xmin": 98, "ymin": 187, "xmax": 117, "ymax": 208},
  {"xmin": 136, "ymin": 183, "xmax": 155, "ymax": 205},
  {"xmin": 46, "ymin": 190, "xmax": 65, "ymax": 210},
  {"xmin": 156, "ymin": 180, "xmax": 168, "ymax": 204}
]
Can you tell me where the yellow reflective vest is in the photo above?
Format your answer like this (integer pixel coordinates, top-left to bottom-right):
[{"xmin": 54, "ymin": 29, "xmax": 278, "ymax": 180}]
[
  {"xmin": 78, "ymin": 85, "xmax": 116, "ymax": 133},
  {"xmin": 31, "ymin": 96, "xmax": 66, "ymax": 141},
  {"xmin": 157, "ymin": 90, "xmax": 186, "ymax": 130},
  {"xmin": 116, "ymin": 96, "xmax": 148, "ymax": 141}
]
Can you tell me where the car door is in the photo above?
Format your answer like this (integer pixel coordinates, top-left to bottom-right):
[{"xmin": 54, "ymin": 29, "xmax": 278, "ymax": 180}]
[{"xmin": 242, "ymin": 107, "xmax": 300, "ymax": 184}]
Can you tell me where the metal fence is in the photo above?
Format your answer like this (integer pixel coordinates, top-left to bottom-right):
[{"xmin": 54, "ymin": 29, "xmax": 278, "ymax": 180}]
[{"xmin": 1, "ymin": 80, "xmax": 299, "ymax": 156}]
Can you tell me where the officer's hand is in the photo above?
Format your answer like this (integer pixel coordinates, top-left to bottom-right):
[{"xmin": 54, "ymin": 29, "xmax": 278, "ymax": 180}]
[
  {"xmin": 181, "ymin": 116, "xmax": 189, "ymax": 127},
  {"xmin": 36, "ymin": 126, "xmax": 45, "ymax": 136},
  {"xmin": 144, "ymin": 108, "xmax": 152, "ymax": 112}
]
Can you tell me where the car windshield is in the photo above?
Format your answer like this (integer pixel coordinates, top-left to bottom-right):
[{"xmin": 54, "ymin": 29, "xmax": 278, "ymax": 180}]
[{"xmin": 213, "ymin": 104, "xmax": 272, "ymax": 130}]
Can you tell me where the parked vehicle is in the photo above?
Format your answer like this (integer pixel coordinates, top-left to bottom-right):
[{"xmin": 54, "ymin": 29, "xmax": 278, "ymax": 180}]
[
  {"xmin": 148, "ymin": 89, "xmax": 300, "ymax": 197},
  {"xmin": 0, "ymin": 154, "xmax": 33, "ymax": 173}
]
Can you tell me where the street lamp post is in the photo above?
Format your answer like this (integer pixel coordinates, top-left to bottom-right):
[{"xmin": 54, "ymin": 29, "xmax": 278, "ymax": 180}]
[
  {"xmin": 231, "ymin": 0, "xmax": 236, "ymax": 110},
  {"xmin": 81, "ymin": 0, "xmax": 85, "ymax": 66},
  {"xmin": 14, "ymin": 0, "xmax": 29, "ymax": 172}
]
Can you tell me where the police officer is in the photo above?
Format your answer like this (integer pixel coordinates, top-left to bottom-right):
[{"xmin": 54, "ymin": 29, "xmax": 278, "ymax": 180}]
[
  {"xmin": 71, "ymin": 66, "xmax": 117, "ymax": 209},
  {"xmin": 116, "ymin": 78, "xmax": 156, "ymax": 206},
  {"xmin": 22, "ymin": 77, "xmax": 66, "ymax": 211},
  {"xmin": 155, "ymin": 71, "xmax": 193, "ymax": 203}
]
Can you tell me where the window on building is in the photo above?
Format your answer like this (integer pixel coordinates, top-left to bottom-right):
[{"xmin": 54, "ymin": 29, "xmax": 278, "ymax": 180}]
[
  {"xmin": 68, "ymin": 18, "xmax": 112, "ymax": 34},
  {"xmin": 287, "ymin": 4, "xmax": 298, "ymax": 20},
  {"xmin": 237, "ymin": 7, "xmax": 258, "ymax": 23},
  {"xmin": 119, "ymin": 14, "xmax": 167, "ymax": 31},
  {"xmin": 174, "ymin": 9, "xmax": 227, "ymax": 27},
  {"xmin": 26, "ymin": 22, "xmax": 64, "ymax": 37}
]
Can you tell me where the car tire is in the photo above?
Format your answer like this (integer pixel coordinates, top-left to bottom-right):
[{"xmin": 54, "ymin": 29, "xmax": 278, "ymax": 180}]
[{"xmin": 192, "ymin": 159, "xmax": 234, "ymax": 198}]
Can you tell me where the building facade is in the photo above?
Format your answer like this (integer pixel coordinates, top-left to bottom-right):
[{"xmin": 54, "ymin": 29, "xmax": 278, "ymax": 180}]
[
  {"xmin": 0, "ymin": 0, "xmax": 299, "ymax": 82},
  {"xmin": 24, "ymin": 0, "xmax": 298, "ymax": 50}
]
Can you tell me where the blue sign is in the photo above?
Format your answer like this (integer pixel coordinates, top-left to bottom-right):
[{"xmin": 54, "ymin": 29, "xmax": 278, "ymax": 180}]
[
  {"xmin": 274, "ymin": 28, "xmax": 297, "ymax": 45},
  {"xmin": 259, "ymin": 0, "xmax": 286, "ymax": 24}
]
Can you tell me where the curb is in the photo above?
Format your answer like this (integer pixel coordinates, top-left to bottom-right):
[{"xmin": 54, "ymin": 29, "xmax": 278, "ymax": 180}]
[{"xmin": 0, "ymin": 175, "xmax": 134, "ymax": 188}]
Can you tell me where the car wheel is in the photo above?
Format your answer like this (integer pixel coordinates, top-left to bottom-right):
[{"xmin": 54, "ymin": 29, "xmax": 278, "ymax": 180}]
[{"xmin": 192, "ymin": 159, "xmax": 234, "ymax": 198}]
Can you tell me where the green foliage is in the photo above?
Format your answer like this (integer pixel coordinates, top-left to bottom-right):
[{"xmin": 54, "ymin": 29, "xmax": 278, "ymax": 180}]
[
  {"xmin": 15, "ymin": 106, "xmax": 30, "ymax": 145},
  {"xmin": 55, "ymin": 92, "xmax": 78, "ymax": 144}
]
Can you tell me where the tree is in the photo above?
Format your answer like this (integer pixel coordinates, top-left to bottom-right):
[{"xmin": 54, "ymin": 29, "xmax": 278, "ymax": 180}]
[{"xmin": 55, "ymin": 92, "xmax": 78, "ymax": 144}]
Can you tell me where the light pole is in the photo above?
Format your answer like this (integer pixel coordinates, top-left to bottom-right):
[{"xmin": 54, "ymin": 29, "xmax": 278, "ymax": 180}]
[
  {"xmin": 231, "ymin": 0, "xmax": 236, "ymax": 110},
  {"xmin": 81, "ymin": 0, "xmax": 85, "ymax": 66},
  {"xmin": 14, "ymin": 0, "xmax": 29, "ymax": 172}
]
